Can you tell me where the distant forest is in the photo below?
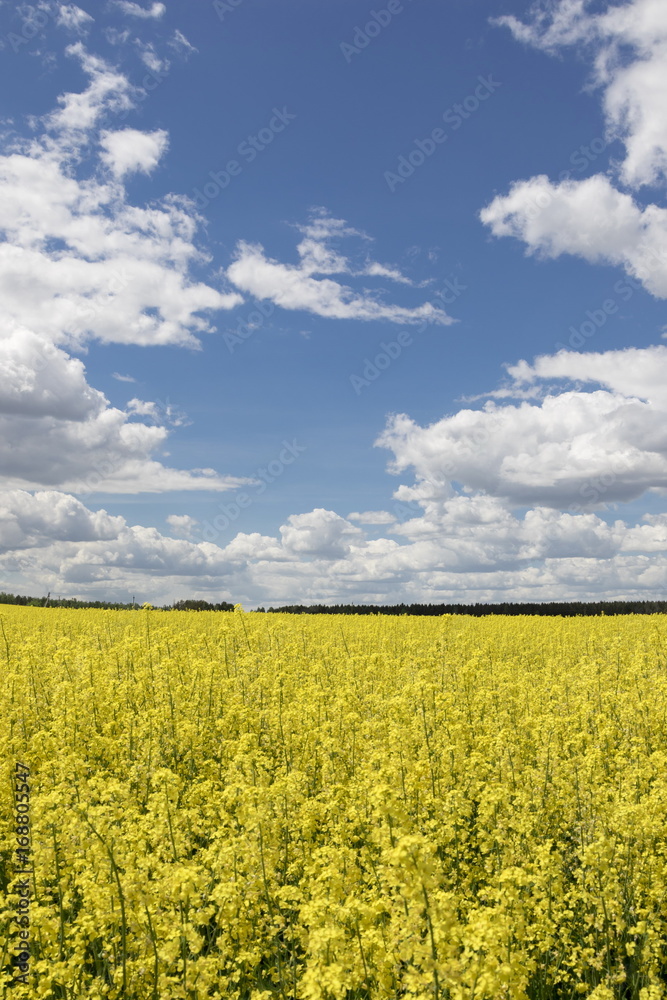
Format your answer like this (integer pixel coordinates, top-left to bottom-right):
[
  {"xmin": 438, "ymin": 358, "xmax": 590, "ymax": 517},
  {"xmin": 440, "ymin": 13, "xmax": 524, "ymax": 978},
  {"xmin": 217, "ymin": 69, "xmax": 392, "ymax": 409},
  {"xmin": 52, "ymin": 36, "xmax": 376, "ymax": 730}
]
[
  {"xmin": 266, "ymin": 601, "xmax": 667, "ymax": 616},
  {"xmin": 0, "ymin": 593, "xmax": 234, "ymax": 612},
  {"xmin": 1, "ymin": 591, "xmax": 667, "ymax": 615}
]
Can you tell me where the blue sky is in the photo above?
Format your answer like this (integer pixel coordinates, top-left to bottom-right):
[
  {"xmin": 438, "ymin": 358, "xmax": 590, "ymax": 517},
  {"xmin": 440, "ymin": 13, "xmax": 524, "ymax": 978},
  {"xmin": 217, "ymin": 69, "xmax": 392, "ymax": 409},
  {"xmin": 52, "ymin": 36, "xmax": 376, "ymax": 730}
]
[{"xmin": 1, "ymin": 0, "xmax": 667, "ymax": 606}]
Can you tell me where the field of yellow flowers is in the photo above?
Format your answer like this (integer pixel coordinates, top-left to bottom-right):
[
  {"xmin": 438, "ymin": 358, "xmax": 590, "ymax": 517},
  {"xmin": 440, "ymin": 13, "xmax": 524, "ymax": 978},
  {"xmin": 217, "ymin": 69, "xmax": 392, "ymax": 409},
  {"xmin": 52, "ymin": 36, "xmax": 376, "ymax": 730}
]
[{"xmin": 2, "ymin": 606, "xmax": 667, "ymax": 1000}]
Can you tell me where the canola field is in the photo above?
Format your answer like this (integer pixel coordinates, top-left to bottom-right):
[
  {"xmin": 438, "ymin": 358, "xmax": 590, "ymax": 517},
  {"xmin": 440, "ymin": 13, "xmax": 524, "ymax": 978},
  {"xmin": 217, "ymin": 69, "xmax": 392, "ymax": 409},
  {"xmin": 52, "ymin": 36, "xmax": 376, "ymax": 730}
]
[{"xmin": 2, "ymin": 607, "xmax": 667, "ymax": 1000}]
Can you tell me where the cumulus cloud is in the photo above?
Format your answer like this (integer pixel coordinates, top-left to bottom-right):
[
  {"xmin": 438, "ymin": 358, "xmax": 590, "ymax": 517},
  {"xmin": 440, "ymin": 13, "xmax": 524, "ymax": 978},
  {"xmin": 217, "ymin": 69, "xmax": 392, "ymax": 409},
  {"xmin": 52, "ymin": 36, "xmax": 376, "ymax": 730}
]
[
  {"xmin": 279, "ymin": 509, "xmax": 364, "ymax": 559},
  {"xmin": 0, "ymin": 407, "xmax": 250, "ymax": 495},
  {"xmin": 369, "ymin": 340, "xmax": 667, "ymax": 526},
  {"xmin": 0, "ymin": 44, "xmax": 241, "ymax": 352},
  {"xmin": 0, "ymin": 42, "xmax": 245, "ymax": 494},
  {"xmin": 0, "ymin": 491, "xmax": 122, "ymax": 553},
  {"xmin": 0, "ymin": 338, "xmax": 225, "ymax": 493},
  {"xmin": 3, "ymin": 335, "xmax": 654, "ymax": 604},
  {"xmin": 504, "ymin": 343, "xmax": 667, "ymax": 406},
  {"xmin": 481, "ymin": 174, "xmax": 667, "ymax": 297},
  {"xmin": 0, "ymin": 494, "xmax": 233, "ymax": 597},
  {"xmin": 0, "ymin": 332, "xmax": 104, "ymax": 420},
  {"xmin": 99, "ymin": 127, "xmax": 168, "ymax": 178},
  {"xmin": 0, "ymin": 33, "xmax": 449, "ymax": 510},
  {"xmin": 347, "ymin": 510, "xmax": 397, "ymax": 525},
  {"xmin": 0, "ymin": 153, "xmax": 241, "ymax": 349},
  {"xmin": 7, "ymin": 491, "xmax": 667, "ymax": 607},
  {"xmin": 47, "ymin": 43, "xmax": 135, "ymax": 135},
  {"xmin": 377, "ymin": 389, "xmax": 667, "ymax": 511},
  {"xmin": 482, "ymin": 0, "xmax": 667, "ymax": 295},
  {"xmin": 227, "ymin": 210, "xmax": 454, "ymax": 326},
  {"xmin": 494, "ymin": 0, "xmax": 667, "ymax": 187},
  {"xmin": 166, "ymin": 514, "xmax": 198, "ymax": 539}
]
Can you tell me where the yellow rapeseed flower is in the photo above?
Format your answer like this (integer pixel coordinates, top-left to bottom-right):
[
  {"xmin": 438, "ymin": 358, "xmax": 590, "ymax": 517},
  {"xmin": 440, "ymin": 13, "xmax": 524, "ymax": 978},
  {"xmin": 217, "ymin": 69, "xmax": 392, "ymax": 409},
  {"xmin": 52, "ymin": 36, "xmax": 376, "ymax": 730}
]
[{"xmin": 2, "ymin": 607, "xmax": 667, "ymax": 998}]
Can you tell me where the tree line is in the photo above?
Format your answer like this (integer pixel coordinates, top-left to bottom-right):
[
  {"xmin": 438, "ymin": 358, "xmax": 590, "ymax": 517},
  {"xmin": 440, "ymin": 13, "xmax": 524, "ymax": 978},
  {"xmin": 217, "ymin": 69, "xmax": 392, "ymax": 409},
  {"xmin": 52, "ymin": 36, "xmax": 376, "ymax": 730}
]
[
  {"xmin": 265, "ymin": 600, "xmax": 667, "ymax": 616},
  {"xmin": 1, "ymin": 591, "xmax": 667, "ymax": 615},
  {"xmin": 0, "ymin": 593, "xmax": 234, "ymax": 612}
]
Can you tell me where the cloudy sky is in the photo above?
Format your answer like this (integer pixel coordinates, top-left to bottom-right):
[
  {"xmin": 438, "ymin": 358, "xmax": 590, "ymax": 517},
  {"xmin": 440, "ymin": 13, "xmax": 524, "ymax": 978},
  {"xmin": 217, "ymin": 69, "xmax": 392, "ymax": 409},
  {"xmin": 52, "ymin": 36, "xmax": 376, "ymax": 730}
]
[{"xmin": 1, "ymin": 0, "xmax": 666, "ymax": 607}]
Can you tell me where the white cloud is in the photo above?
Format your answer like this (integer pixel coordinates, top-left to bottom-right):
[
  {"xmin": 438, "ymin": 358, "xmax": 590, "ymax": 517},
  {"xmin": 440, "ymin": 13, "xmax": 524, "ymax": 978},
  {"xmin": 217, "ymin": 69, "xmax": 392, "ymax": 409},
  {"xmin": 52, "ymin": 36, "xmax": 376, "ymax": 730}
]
[
  {"xmin": 495, "ymin": 0, "xmax": 667, "ymax": 189},
  {"xmin": 0, "ymin": 498, "xmax": 232, "ymax": 593},
  {"xmin": 228, "ymin": 242, "xmax": 451, "ymax": 326},
  {"xmin": 56, "ymin": 4, "xmax": 93, "ymax": 32},
  {"xmin": 483, "ymin": 0, "xmax": 667, "ymax": 293},
  {"xmin": 54, "ymin": 529, "xmax": 228, "ymax": 585},
  {"xmin": 279, "ymin": 509, "xmax": 364, "ymax": 560},
  {"xmin": 0, "ymin": 403, "xmax": 250, "ymax": 495},
  {"xmin": 371, "ymin": 342, "xmax": 667, "ymax": 514},
  {"xmin": 0, "ymin": 491, "xmax": 122, "ymax": 553},
  {"xmin": 6, "ymin": 428, "xmax": 667, "ymax": 602},
  {"xmin": 104, "ymin": 26, "xmax": 131, "ymax": 45},
  {"xmin": 227, "ymin": 211, "xmax": 454, "ymax": 326},
  {"xmin": 481, "ymin": 174, "xmax": 667, "ymax": 298},
  {"xmin": 0, "ymin": 331, "xmax": 104, "ymax": 419},
  {"xmin": 126, "ymin": 398, "xmax": 159, "ymax": 418},
  {"xmin": 136, "ymin": 41, "xmax": 168, "ymax": 73},
  {"xmin": 0, "ymin": 150, "xmax": 241, "ymax": 349},
  {"xmin": 7, "ymin": 492, "xmax": 667, "ymax": 607},
  {"xmin": 1, "ymin": 332, "xmax": 650, "ymax": 602},
  {"xmin": 504, "ymin": 343, "xmax": 667, "ymax": 406},
  {"xmin": 210, "ymin": 502, "xmax": 667, "ymax": 606},
  {"xmin": 0, "ymin": 52, "xmax": 242, "ymax": 345},
  {"xmin": 166, "ymin": 514, "xmax": 198, "ymax": 539},
  {"xmin": 168, "ymin": 29, "xmax": 196, "ymax": 56},
  {"xmin": 113, "ymin": 1, "xmax": 165, "ymax": 19},
  {"xmin": 112, "ymin": 372, "xmax": 136, "ymax": 382},
  {"xmin": 47, "ymin": 43, "xmax": 136, "ymax": 135},
  {"xmin": 377, "ymin": 387, "xmax": 667, "ymax": 511},
  {"xmin": 363, "ymin": 261, "xmax": 415, "ymax": 285},
  {"xmin": 0, "ymin": 339, "xmax": 213, "ymax": 494},
  {"xmin": 347, "ymin": 510, "xmax": 396, "ymax": 525},
  {"xmin": 99, "ymin": 127, "xmax": 168, "ymax": 177},
  {"xmin": 0, "ymin": 42, "xmax": 246, "ymax": 495}
]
